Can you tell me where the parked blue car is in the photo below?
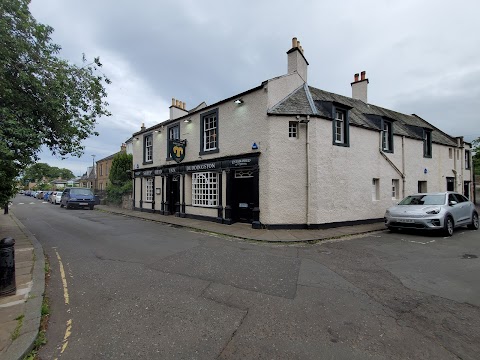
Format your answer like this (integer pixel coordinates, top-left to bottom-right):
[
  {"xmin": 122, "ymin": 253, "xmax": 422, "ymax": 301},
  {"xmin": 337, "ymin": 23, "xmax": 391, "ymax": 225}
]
[{"xmin": 60, "ymin": 188, "xmax": 95, "ymax": 210}]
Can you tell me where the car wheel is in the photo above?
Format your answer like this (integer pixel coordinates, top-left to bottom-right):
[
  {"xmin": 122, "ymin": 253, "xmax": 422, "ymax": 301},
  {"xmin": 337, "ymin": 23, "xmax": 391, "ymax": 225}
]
[
  {"xmin": 388, "ymin": 227, "xmax": 398, "ymax": 233},
  {"xmin": 443, "ymin": 215, "xmax": 454, "ymax": 236},
  {"xmin": 467, "ymin": 212, "xmax": 479, "ymax": 230},
  {"xmin": 60, "ymin": 203, "xmax": 64, "ymax": 208}
]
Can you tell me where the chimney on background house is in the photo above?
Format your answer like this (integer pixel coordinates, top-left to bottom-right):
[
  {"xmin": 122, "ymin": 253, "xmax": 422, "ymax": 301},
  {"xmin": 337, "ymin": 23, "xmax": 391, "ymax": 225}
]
[
  {"xmin": 121, "ymin": 143, "xmax": 126, "ymax": 152},
  {"xmin": 141, "ymin": 122, "xmax": 146, "ymax": 131},
  {"xmin": 287, "ymin": 37, "xmax": 309, "ymax": 82},
  {"xmin": 351, "ymin": 71, "xmax": 369, "ymax": 103},
  {"xmin": 170, "ymin": 97, "xmax": 188, "ymax": 120}
]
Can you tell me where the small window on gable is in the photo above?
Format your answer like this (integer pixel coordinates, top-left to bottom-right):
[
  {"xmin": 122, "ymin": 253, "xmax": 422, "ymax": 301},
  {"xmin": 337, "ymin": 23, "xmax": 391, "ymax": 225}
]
[
  {"xmin": 333, "ymin": 108, "xmax": 349, "ymax": 147},
  {"xmin": 382, "ymin": 120, "xmax": 394, "ymax": 153},
  {"xmin": 289, "ymin": 121, "xmax": 298, "ymax": 138},
  {"xmin": 423, "ymin": 129, "xmax": 432, "ymax": 158},
  {"xmin": 372, "ymin": 178, "xmax": 379, "ymax": 201},
  {"xmin": 392, "ymin": 179, "xmax": 399, "ymax": 200},
  {"xmin": 448, "ymin": 148, "xmax": 452, "ymax": 159}
]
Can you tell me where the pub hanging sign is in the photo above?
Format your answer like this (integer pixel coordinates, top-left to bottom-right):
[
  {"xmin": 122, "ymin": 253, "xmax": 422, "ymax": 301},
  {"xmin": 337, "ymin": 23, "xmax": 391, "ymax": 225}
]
[{"xmin": 169, "ymin": 139, "xmax": 187, "ymax": 163}]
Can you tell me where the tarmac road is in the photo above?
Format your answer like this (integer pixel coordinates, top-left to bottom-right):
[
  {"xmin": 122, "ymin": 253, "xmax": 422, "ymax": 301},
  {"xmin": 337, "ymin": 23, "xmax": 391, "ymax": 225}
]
[{"xmin": 11, "ymin": 196, "xmax": 480, "ymax": 359}]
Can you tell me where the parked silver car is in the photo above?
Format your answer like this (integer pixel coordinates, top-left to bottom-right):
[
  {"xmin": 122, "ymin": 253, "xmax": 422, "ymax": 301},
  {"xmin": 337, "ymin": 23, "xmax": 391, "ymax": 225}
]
[{"xmin": 384, "ymin": 192, "xmax": 479, "ymax": 236}]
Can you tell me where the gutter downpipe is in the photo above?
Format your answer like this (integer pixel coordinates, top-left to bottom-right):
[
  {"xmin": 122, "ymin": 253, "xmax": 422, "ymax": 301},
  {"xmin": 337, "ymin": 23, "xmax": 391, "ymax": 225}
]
[
  {"xmin": 402, "ymin": 136, "xmax": 406, "ymax": 198},
  {"xmin": 303, "ymin": 116, "xmax": 310, "ymax": 227}
]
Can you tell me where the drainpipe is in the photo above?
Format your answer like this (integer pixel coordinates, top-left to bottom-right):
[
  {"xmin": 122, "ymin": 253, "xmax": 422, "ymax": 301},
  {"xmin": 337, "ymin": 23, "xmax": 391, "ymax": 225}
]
[
  {"xmin": 453, "ymin": 147, "xmax": 457, "ymax": 189},
  {"xmin": 299, "ymin": 116, "xmax": 310, "ymax": 227},
  {"xmin": 402, "ymin": 136, "xmax": 406, "ymax": 198}
]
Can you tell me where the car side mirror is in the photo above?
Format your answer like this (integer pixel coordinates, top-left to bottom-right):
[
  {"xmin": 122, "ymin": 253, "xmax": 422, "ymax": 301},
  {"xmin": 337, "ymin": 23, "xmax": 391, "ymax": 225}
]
[{"xmin": 449, "ymin": 201, "xmax": 457, "ymax": 206}]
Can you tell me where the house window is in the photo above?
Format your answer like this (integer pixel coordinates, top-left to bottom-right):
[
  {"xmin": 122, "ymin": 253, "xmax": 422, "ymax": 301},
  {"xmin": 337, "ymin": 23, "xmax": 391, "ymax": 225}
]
[
  {"xmin": 372, "ymin": 178, "xmax": 379, "ymax": 201},
  {"xmin": 200, "ymin": 109, "xmax": 219, "ymax": 154},
  {"xmin": 144, "ymin": 134, "xmax": 153, "ymax": 163},
  {"xmin": 167, "ymin": 123, "xmax": 180, "ymax": 159},
  {"xmin": 106, "ymin": 165, "xmax": 109, "ymax": 175},
  {"xmin": 423, "ymin": 129, "xmax": 432, "ymax": 158},
  {"xmin": 192, "ymin": 172, "xmax": 218, "ymax": 207},
  {"xmin": 145, "ymin": 178, "xmax": 153, "ymax": 202},
  {"xmin": 99, "ymin": 182, "xmax": 103, "ymax": 190},
  {"xmin": 418, "ymin": 181, "xmax": 428, "ymax": 193},
  {"xmin": 392, "ymin": 179, "xmax": 399, "ymax": 200},
  {"xmin": 382, "ymin": 120, "xmax": 393, "ymax": 152},
  {"xmin": 333, "ymin": 108, "xmax": 349, "ymax": 147},
  {"xmin": 289, "ymin": 121, "xmax": 298, "ymax": 138},
  {"xmin": 465, "ymin": 150, "xmax": 471, "ymax": 169},
  {"xmin": 99, "ymin": 164, "xmax": 103, "ymax": 176},
  {"xmin": 448, "ymin": 148, "xmax": 452, "ymax": 159}
]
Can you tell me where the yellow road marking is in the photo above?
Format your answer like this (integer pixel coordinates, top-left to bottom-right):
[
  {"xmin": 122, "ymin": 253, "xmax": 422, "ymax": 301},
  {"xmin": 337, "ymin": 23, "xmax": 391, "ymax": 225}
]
[
  {"xmin": 54, "ymin": 249, "xmax": 70, "ymax": 305},
  {"xmin": 54, "ymin": 249, "xmax": 73, "ymax": 358}
]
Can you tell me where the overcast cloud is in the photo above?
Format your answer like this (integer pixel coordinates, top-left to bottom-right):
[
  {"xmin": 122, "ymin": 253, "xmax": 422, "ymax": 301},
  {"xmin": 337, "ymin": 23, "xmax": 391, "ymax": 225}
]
[{"xmin": 29, "ymin": 0, "xmax": 480, "ymax": 176}]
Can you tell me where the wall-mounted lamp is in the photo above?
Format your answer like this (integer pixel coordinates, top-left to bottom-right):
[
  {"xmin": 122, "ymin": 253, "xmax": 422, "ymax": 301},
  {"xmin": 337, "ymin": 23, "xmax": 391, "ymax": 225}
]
[
  {"xmin": 134, "ymin": 137, "xmax": 139, "ymax": 141},
  {"xmin": 184, "ymin": 118, "xmax": 192, "ymax": 123},
  {"xmin": 234, "ymin": 99, "xmax": 244, "ymax": 104},
  {"xmin": 155, "ymin": 188, "xmax": 161, "ymax": 195},
  {"xmin": 154, "ymin": 129, "xmax": 161, "ymax": 133}
]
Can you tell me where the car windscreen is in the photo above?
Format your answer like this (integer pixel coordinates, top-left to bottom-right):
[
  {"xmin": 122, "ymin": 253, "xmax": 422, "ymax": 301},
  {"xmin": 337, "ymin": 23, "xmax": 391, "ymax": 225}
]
[
  {"xmin": 398, "ymin": 194, "xmax": 445, "ymax": 206},
  {"xmin": 70, "ymin": 189, "xmax": 94, "ymax": 196}
]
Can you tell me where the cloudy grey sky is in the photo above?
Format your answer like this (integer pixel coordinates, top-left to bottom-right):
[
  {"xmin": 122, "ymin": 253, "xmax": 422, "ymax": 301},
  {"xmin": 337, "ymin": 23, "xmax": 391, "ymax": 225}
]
[{"xmin": 29, "ymin": 0, "xmax": 480, "ymax": 176}]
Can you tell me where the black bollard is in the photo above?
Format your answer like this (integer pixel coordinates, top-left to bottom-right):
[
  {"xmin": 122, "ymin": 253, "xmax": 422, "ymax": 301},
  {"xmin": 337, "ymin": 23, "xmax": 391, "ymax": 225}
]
[{"xmin": 4, "ymin": 202, "xmax": 8, "ymax": 215}]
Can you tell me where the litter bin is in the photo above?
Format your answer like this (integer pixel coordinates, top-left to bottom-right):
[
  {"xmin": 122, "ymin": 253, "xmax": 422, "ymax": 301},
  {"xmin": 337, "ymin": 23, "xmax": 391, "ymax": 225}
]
[{"xmin": 0, "ymin": 237, "xmax": 16, "ymax": 296}]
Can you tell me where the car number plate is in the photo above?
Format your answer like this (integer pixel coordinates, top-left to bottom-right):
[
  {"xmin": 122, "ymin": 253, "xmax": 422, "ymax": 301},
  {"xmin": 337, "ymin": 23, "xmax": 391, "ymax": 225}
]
[
  {"xmin": 79, "ymin": 202, "xmax": 88, "ymax": 206},
  {"xmin": 397, "ymin": 219, "xmax": 414, "ymax": 223}
]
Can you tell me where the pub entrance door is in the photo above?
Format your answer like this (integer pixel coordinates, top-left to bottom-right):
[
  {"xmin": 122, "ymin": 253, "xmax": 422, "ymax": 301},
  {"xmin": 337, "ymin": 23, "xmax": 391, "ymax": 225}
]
[
  {"xmin": 167, "ymin": 175, "xmax": 180, "ymax": 215},
  {"xmin": 231, "ymin": 169, "xmax": 256, "ymax": 223}
]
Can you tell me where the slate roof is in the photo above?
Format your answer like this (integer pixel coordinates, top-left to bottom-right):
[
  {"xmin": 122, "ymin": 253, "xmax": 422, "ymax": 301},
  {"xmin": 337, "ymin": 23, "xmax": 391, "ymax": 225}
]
[{"xmin": 269, "ymin": 86, "xmax": 458, "ymax": 147}]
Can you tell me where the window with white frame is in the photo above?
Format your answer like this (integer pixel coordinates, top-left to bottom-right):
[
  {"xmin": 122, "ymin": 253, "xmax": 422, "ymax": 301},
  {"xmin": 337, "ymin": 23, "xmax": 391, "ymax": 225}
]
[
  {"xmin": 200, "ymin": 109, "xmax": 218, "ymax": 153},
  {"xmin": 145, "ymin": 178, "xmax": 153, "ymax": 202},
  {"xmin": 372, "ymin": 178, "xmax": 379, "ymax": 201},
  {"xmin": 392, "ymin": 179, "xmax": 399, "ymax": 200},
  {"xmin": 382, "ymin": 120, "xmax": 393, "ymax": 152},
  {"xmin": 192, "ymin": 172, "xmax": 218, "ymax": 207},
  {"xmin": 144, "ymin": 134, "xmax": 153, "ymax": 163},
  {"xmin": 333, "ymin": 109, "xmax": 349, "ymax": 146},
  {"xmin": 289, "ymin": 121, "xmax": 298, "ymax": 138},
  {"xmin": 335, "ymin": 111, "xmax": 345, "ymax": 143},
  {"xmin": 465, "ymin": 150, "xmax": 471, "ymax": 169}
]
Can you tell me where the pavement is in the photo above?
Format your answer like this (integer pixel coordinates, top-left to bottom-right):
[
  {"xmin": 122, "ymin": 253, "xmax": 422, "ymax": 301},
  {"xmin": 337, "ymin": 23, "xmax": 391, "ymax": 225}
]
[{"xmin": 0, "ymin": 202, "xmax": 386, "ymax": 360}]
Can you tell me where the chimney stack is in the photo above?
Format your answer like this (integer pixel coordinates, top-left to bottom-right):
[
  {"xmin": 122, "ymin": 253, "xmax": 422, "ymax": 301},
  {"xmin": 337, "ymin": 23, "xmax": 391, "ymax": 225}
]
[
  {"xmin": 351, "ymin": 70, "xmax": 369, "ymax": 103},
  {"xmin": 287, "ymin": 37, "xmax": 309, "ymax": 82},
  {"xmin": 141, "ymin": 122, "xmax": 145, "ymax": 131},
  {"xmin": 170, "ymin": 97, "xmax": 188, "ymax": 120},
  {"xmin": 121, "ymin": 143, "xmax": 126, "ymax": 152}
]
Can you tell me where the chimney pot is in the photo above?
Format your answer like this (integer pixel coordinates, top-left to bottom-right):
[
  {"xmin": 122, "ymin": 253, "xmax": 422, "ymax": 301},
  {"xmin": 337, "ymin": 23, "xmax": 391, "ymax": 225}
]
[
  {"xmin": 354, "ymin": 73, "xmax": 359, "ymax": 82},
  {"xmin": 361, "ymin": 71, "xmax": 366, "ymax": 81},
  {"xmin": 172, "ymin": 98, "xmax": 175, "ymax": 106},
  {"xmin": 183, "ymin": 102, "xmax": 186, "ymax": 110},
  {"xmin": 292, "ymin": 37, "xmax": 298, "ymax": 48}
]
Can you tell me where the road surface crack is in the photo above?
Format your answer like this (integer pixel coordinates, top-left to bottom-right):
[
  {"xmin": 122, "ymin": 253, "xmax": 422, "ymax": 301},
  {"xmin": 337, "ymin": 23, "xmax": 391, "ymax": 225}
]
[{"xmin": 216, "ymin": 308, "xmax": 249, "ymax": 359}]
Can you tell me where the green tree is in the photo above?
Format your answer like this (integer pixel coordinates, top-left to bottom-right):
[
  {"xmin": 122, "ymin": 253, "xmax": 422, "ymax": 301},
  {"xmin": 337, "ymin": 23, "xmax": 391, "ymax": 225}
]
[
  {"xmin": 0, "ymin": 0, "xmax": 110, "ymax": 207},
  {"xmin": 107, "ymin": 152, "xmax": 133, "ymax": 205},
  {"xmin": 473, "ymin": 138, "xmax": 480, "ymax": 177},
  {"xmin": 22, "ymin": 163, "xmax": 75, "ymax": 183}
]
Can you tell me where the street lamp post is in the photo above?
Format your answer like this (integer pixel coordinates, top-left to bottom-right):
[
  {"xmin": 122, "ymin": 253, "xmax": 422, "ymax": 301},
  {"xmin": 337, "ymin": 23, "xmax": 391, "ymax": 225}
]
[{"xmin": 91, "ymin": 154, "xmax": 96, "ymax": 190}]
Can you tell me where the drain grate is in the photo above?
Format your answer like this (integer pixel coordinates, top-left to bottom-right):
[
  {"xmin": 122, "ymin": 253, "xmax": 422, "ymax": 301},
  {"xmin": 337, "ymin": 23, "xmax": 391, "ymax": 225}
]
[{"xmin": 462, "ymin": 254, "xmax": 478, "ymax": 259}]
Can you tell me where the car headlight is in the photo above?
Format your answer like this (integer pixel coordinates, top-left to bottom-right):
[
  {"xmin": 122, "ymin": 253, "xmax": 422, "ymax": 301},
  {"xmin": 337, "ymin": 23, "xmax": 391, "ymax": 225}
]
[
  {"xmin": 70, "ymin": 198, "xmax": 77, "ymax": 201},
  {"xmin": 426, "ymin": 208, "xmax": 441, "ymax": 215}
]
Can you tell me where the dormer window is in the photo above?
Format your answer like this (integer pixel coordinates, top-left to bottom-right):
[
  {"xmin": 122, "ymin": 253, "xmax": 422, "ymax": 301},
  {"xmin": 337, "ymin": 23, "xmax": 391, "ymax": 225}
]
[
  {"xmin": 423, "ymin": 129, "xmax": 432, "ymax": 158},
  {"xmin": 332, "ymin": 107, "xmax": 349, "ymax": 147},
  {"xmin": 382, "ymin": 120, "xmax": 394, "ymax": 153}
]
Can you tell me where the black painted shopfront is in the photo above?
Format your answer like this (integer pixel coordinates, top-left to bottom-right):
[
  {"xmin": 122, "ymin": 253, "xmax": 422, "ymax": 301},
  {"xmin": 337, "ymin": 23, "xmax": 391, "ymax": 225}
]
[{"xmin": 133, "ymin": 154, "xmax": 261, "ymax": 228}]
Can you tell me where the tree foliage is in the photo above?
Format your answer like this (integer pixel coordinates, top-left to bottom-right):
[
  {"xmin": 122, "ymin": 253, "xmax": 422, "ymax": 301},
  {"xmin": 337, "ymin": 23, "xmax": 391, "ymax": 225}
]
[
  {"xmin": 22, "ymin": 162, "xmax": 75, "ymax": 183},
  {"xmin": 473, "ymin": 137, "xmax": 480, "ymax": 176},
  {"xmin": 0, "ymin": 0, "xmax": 110, "ymax": 205},
  {"xmin": 107, "ymin": 152, "xmax": 132, "ymax": 204}
]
